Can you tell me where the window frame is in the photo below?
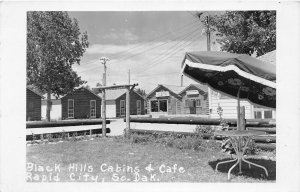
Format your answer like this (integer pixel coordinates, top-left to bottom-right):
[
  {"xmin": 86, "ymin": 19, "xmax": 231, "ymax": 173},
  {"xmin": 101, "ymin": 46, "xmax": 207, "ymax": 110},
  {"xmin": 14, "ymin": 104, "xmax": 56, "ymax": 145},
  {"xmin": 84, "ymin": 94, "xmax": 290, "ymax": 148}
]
[
  {"xmin": 185, "ymin": 99, "xmax": 190, "ymax": 107},
  {"xmin": 67, "ymin": 99, "xmax": 74, "ymax": 119},
  {"xmin": 150, "ymin": 100, "xmax": 158, "ymax": 112},
  {"xmin": 120, "ymin": 100, "xmax": 126, "ymax": 116},
  {"xmin": 158, "ymin": 99, "xmax": 168, "ymax": 112},
  {"xmin": 150, "ymin": 99, "xmax": 168, "ymax": 112},
  {"xmin": 90, "ymin": 100, "xmax": 96, "ymax": 118},
  {"xmin": 253, "ymin": 108, "xmax": 274, "ymax": 119},
  {"xmin": 196, "ymin": 99, "xmax": 201, "ymax": 107},
  {"xmin": 136, "ymin": 100, "xmax": 141, "ymax": 115}
]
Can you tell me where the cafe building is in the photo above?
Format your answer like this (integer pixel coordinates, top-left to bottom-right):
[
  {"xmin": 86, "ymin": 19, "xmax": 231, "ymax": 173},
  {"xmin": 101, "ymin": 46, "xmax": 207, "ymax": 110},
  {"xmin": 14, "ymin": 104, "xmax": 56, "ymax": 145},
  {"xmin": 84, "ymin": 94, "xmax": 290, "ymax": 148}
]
[{"xmin": 146, "ymin": 84, "xmax": 184, "ymax": 116}]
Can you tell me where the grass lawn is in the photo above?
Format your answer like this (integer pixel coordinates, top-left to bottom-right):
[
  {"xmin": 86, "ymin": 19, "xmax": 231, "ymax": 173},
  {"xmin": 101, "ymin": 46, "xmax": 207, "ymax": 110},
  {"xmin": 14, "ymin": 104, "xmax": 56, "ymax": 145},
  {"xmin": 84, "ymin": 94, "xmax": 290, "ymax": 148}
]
[{"xmin": 26, "ymin": 137, "xmax": 276, "ymax": 183}]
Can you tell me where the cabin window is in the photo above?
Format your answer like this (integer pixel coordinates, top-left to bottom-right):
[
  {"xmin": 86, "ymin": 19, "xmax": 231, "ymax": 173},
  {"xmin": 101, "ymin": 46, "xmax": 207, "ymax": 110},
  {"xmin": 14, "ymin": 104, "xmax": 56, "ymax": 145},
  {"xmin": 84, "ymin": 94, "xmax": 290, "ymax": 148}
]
[
  {"xmin": 90, "ymin": 100, "xmax": 96, "ymax": 118},
  {"xmin": 151, "ymin": 100, "xmax": 167, "ymax": 112},
  {"xmin": 254, "ymin": 106, "xmax": 274, "ymax": 119},
  {"xmin": 196, "ymin": 99, "xmax": 201, "ymax": 107},
  {"xmin": 120, "ymin": 100, "xmax": 125, "ymax": 116},
  {"xmin": 151, "ymin": 100, "xmax": 158, "ymax": 112},
  {"xmin": 158, "ymin": 100, "xmax": 168, "ymax": 112},
  {"xmin": 264, "ymin": 110, "xmax": 273, "ymax": 119},
  {"xmin": 68, "ymin": 99, "xmax": 74, "ymax": 118},
  {"xmin": 137, "ymin": 100, "xmax": 141, "ymax": 115},
  {"xmin": 185, "ymin": 100, "xmax": 190, "ymax": 107},
  {"xmin": 254, "ymin": 111, "xmax": 262, "ymax": 119}
]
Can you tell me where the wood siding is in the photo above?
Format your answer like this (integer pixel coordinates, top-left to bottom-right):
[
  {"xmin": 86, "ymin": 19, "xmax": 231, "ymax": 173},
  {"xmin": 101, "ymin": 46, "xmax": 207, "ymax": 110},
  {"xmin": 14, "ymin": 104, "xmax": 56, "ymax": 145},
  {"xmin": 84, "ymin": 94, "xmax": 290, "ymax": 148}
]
[
  {"xmin": 61, "ymin": 88, "xmax": 101, "ymax": 119},
  {"xmin": 115, "ymin": 91, "xmax": 145, "ymax": 117},
  {"xmin": 26, "ymin": 88, "xmax": 42, "ymax": 121}
]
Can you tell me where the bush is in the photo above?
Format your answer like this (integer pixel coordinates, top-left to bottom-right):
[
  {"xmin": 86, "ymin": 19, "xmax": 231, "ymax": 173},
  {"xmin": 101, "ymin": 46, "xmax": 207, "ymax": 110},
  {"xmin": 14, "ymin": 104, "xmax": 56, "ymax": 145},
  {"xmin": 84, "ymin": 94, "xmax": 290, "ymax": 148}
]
[
  {"xmin": 45, "ymin": 133, "xmax": 54, "ymax": 142},
  {"xmin": 130, "ymin": 134, "xmax": 150, "ymax": 144},
  {"xmin": 126, "ymin": 132, "xmax": 216, "ymax": 152},
  {"xmin": 194, "ymin": 125, "xmax": 215, "ymax": 139}
]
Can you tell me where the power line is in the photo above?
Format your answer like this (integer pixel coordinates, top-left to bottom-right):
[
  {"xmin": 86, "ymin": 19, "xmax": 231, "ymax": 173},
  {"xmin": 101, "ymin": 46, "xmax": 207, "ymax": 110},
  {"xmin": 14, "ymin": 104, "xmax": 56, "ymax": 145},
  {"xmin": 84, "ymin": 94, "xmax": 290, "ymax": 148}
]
[
  {"xmin": 107, "ymin": 20, "xmax": 201, "ymax": 60},
  {"xmin": 107, "ymin": 23, "xmax": 201, "ymax": 66},
  {"xmin": 129, "ymin": 34, "xmax": 200, "ymax": 81},
  {"xmin": 76, "ymin": 20, "xmax": 201, "ymax": 71},
  {"xmin": 134, "ymin": 72, "xmax": 179, "ymax": 78},
  {"xmin": 127, "ymin": 27, "xmax": 201, "ymax": 73},
  {"xmin": 133, "ymin": 28, "xmax": 201, "ymax": 73},
  {"xmin": 78, "ymin": 24, "xmax": 201, "ymax": 74}
]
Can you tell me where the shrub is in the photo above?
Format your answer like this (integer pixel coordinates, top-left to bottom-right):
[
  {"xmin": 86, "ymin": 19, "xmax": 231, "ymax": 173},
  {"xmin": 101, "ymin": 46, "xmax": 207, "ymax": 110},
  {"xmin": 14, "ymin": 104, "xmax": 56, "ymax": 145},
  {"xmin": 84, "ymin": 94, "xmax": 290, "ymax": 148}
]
[
  {"xmin": 130, "ymin": 134, "xmax": 151, "ymax": 145},
  {"xmin": 61, "ymin": 130, "xmax": 68, "ymax": 140},
  {"xmin": 45, "ymin": 133, "xmax": 54, "ymax": 142},
  {"xmin": 194, "ymin": 125, "xmax": 215, "ymax": 139}
]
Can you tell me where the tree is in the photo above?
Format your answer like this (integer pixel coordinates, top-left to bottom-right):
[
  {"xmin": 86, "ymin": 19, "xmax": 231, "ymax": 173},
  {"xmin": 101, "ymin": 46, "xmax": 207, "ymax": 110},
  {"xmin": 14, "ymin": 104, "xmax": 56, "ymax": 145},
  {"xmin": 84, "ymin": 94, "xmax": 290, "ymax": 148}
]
[
  {"xmin": 207, "ymin": 11, "xmax": 276, "ymax": 56},
  {"xmin": 135, "ymin": 88, "xmax": 146, "ymax": 97},
  {"xmin": 27, "ymin": 11, "xmax": 89, "ymax": 121},
  {"xmin": 83, "ymin": 84, "xmax": 91, "ymax": 90}
]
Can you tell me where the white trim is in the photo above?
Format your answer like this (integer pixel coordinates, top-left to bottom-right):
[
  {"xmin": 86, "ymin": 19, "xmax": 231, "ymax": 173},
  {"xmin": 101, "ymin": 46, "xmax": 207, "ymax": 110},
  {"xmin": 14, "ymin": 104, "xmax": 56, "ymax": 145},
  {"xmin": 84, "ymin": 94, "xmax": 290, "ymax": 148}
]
[
  {"xmin": 67, "ymin": 99, "xmax": 74, "ymax": 119},
  {"xmin": 182, "ymin": 59, "xmax": 276, "ymax": 89},
  {"xmin": 90, "ymin": 100, "xmax": 96, "ymax": 118}
]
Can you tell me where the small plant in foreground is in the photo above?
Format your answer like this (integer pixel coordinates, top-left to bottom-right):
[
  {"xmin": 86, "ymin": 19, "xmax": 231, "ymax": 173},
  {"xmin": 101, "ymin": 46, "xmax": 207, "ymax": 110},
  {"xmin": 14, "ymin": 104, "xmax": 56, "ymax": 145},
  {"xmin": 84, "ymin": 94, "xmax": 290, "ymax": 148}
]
[
  {"xmin": 126, "ymin": 132, "xmax": 217, "ymax": 152},
  {"xmin": 46, "ymin": 133, "xmax": 54, "ymax": 142},
  {"xmin": 61, "ymin": 130, "xmax": 68, "ymax": 140},
  {"xmin": 194, "ymin": 125, "xmax": 215, "ymax": 139}
]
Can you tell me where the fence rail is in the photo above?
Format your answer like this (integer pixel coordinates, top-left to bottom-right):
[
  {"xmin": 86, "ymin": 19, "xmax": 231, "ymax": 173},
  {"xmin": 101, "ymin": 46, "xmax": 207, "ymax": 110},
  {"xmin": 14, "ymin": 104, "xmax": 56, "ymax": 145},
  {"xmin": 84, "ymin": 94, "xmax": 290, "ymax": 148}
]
[
  {"xmin": 26, "ymin": 119, "xmax": 110, "ymax": 128},
  {"xmin": 128, "ymin": 117, "xmax": 276, "ymax": 127}
]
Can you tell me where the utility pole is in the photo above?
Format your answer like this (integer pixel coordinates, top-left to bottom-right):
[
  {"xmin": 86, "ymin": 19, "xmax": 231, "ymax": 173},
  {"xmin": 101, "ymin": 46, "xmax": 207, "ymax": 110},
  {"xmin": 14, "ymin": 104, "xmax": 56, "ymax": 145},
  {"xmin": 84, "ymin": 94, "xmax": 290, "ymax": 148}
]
[
  {"xmin": 128, "ymin": 69, "xmax": 130, "ymax": 84},
  {"xmin": 206, "ymin": 15, "xmax": 211, "ymax": 51},
  {"xmin": 125, "ymin": 69, "xmax": 130, "ymax": 137},
  {"xmin": 198, "ymin": 12, "xmax": 211, "ymax": 51},
  {"xmin": 100, "ymin": 56, "xmax": 109, "ymax": 137}
]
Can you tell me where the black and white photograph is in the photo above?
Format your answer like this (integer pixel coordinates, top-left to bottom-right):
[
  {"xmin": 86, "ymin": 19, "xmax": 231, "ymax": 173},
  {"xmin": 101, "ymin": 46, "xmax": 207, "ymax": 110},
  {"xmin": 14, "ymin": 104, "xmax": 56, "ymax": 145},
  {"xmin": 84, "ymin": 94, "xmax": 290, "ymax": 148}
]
[{"xmin": 1, "ymin": 1, "xmax": 300, "ymax": 192}]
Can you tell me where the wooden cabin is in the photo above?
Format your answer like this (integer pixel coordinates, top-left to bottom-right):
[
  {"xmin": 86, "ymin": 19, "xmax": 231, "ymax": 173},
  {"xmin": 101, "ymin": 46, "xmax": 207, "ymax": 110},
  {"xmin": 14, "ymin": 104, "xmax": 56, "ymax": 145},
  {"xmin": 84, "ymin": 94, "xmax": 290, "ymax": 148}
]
[
  {"xmin": 178, "ymin": 84, "xmax": 209, "ymax": 116},
  {"xmin": 94, "ymin": 89, "xmax": 145, "ymax": 118},
  {"xmin": 26, "ymin": 87, "xmax": 43, "ymax": 121},
  {"xmin": 61, "ymin": 87, "xmax": 101, "ymax": 119},
  {"xmin": 146, "ymin": 84, "xmax": 184, "ymax": 117}
]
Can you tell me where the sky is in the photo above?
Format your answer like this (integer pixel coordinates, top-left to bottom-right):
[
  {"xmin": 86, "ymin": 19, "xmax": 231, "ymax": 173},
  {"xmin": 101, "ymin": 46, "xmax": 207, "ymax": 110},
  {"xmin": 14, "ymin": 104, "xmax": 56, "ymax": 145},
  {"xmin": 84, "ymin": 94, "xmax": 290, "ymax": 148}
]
[{"xmin": 68, "ymin": 11, "xmax": 221, "ymax": 93}]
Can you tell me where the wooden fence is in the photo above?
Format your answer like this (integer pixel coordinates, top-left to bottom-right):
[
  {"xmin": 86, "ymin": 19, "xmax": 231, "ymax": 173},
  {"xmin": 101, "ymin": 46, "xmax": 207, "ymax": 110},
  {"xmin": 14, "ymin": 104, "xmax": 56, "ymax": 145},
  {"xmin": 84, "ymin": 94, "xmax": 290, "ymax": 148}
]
[{"xmin": 26, "ymin": 119, "xmax": 110, "ymax": 141}]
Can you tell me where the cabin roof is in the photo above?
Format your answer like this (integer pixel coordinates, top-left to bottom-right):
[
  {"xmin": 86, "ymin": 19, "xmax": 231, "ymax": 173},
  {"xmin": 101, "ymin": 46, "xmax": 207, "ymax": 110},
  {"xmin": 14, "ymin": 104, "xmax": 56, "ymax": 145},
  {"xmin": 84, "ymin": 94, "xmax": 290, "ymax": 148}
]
[
  {"xmin": 60, "ymin": 87, "xmax": 102, "ymax": 100},
  {"xmin": 26, "ymin": 87, "xmax": 44, "ymax": 98},
  {"xmin": 178, "ymin": 83, "xmax": 208, "ymax": 95}
]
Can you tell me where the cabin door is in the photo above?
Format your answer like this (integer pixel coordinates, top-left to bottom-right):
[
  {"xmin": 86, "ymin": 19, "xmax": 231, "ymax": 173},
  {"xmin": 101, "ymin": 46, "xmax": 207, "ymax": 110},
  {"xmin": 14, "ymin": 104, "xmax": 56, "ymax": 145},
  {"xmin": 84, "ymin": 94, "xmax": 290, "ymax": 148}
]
[{"xmin": 190, "ymin": 99, "xmax": 196, "ymax": 114}]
